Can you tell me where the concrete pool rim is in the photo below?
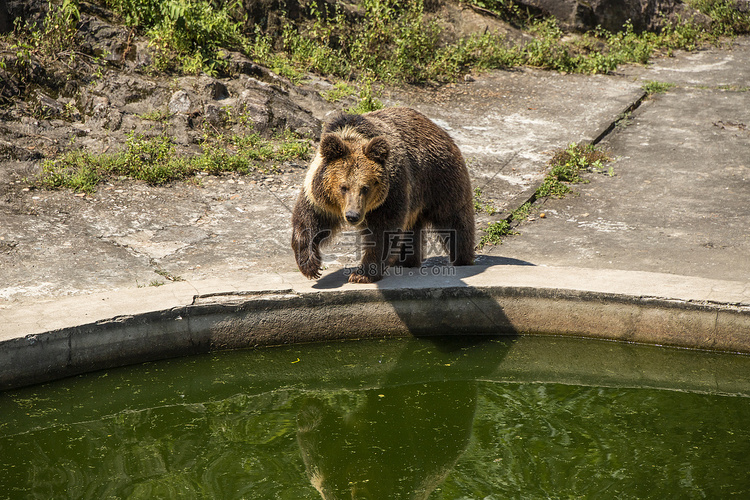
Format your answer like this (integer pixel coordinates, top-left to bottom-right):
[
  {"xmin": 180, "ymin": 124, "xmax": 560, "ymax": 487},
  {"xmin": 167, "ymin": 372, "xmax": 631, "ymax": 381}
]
[{"xmin": 2, "ymin": 264, "xmax": 749, "ymax": 390}]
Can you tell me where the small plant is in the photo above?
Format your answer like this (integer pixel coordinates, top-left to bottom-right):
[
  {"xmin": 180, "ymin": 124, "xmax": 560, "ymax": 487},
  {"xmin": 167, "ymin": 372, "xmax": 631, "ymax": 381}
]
[
  {"xmin": 473, "ymin": 187, "xmax": 498, "ymax": 215},
  {"xmin": 642, "ymin": 80, "xmax": 676, "ymax": 95},
  {"xmin": 7, "ymin": 0, "xmax": 81, "ymax": 86},
  {"xmin": 479, "ymin": 219, "xmax": 515, "ymax": 247},
  {"xmin": 106, "ymin": 0, "xmax": 246, "ymax": 75},
  {"xmin": 347, "ymin": 76, "xmax": 384, "ymax": 114},
  {"xmin": 139, "ymin": 109, "xmax": 171, "ymax": 122},
  {"xmin": 478, "ymin": 143, "xmax": 610, "ymax": 247},
  {"xmin": 154, "ymin": 269, "xmax": 184, "ymax": 282},
  {"xmin": 39, "ymin": 150, "xmax": 106, "ymax": 193},
  {"xmin": 689, "ymin": 0, "xmax": 750, "ymax": 36},
  {"xmin": 510, "ymin": 201, "xmax": 532, "ymax": 222},
  {"xmin": 323, "ymin": 82, "xmax": 356, "ymax": 103},
  {"xmin": 536, "ymin": 143, "xmax": 610, "ymax": 198}
]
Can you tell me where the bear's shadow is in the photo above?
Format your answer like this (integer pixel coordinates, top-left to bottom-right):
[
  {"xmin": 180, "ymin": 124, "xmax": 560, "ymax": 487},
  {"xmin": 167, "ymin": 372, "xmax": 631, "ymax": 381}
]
[{"xmin": 311, "ymin": 254, "xmax": 534, "ymax": 290}]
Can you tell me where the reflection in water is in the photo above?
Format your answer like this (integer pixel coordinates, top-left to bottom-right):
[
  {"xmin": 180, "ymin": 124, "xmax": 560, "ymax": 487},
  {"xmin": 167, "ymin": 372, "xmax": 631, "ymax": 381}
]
[
  {"xmin": 296, "ymin": 336, "xmax": 499, "ymax": 499},
  {"xmin": 2, "ymin": 336, "xmax": 750, "ymax": 498},
  {"xmin": 297, "ymin": 381, "xmax": 476, "ymax": 499}
]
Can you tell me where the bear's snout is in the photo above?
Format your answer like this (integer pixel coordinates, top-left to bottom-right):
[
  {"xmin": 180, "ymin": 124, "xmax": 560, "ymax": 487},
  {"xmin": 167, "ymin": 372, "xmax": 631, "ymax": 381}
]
[{"xmin": 345, "ymin": 211, "xmax": 361, "ymax": 225}]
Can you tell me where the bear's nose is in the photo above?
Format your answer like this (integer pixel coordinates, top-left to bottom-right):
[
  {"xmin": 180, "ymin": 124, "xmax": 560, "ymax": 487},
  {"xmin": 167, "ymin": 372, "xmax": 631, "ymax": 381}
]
[{"xmin": 345, "ymin": 211, "xmax": 361, "ymax": 224}]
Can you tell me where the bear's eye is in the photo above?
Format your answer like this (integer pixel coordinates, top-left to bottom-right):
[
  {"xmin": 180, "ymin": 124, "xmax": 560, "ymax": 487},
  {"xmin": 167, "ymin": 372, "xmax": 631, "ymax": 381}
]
[
  {"xmin": 361, "ymin": 186, "xmax": 369, "ymax": 196},
  {"xmin": 340, "ymin": 185, "xmax": 348, "ymax": 194}
]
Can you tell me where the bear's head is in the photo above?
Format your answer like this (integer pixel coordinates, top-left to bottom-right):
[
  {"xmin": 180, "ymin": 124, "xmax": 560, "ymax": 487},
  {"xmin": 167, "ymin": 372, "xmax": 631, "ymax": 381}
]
[{"xmin": 305, "ymin": 132, "xmax": 390, "ymax": 227}]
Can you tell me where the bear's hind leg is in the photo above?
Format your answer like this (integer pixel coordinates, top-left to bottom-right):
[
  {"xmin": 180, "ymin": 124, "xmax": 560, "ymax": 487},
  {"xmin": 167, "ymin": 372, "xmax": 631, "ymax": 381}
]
[
  {"xmin": 434, "ymin": 212, "xmax": 475, "ymax": 266},
  {"xmin": 398, "ymin": 224, "xmax": 423, "ymax": 268}
]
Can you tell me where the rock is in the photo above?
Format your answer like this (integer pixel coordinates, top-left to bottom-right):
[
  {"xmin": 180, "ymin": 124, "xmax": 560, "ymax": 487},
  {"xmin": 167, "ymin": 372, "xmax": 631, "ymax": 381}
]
[
  {"xmin": 428, "ymin": 1, "xmax": 530, "ymax": 45},
  {"xmin": 77, "ymin": 14, "xmax": 133, "ymax": 64},
  {"xmin": 0, "ymin": 0, "xmax": 12, "ymax": 34},
  {"xmin": 0, "ymin": 67, "xmax": 20, "ymax": 102},
  {"xmin": 225, "ymin": 51, "xmax": 271, "ymax": 79},
  {"xmin": 169, "ymin": 90, "xmax": 192, "ymax": 114},
  {"xmin": 199, "ymin": 77, "xmax": 229, "ymax": 100},
  {"xmin": 33, "ymin": 90, "xmax": 64, "ymax": 118},
  {"xmin": 515, "ymin": 0, "xmax": 710, "ymax": 33},
  {"xmin": 203, "ymin": 103, "xmax": 223, "ymax": 126}
]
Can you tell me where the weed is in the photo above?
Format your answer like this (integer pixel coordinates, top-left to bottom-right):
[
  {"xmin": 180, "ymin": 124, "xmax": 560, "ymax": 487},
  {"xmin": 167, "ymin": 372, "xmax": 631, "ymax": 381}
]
[
  {"xmin": 536, "ymin": 143, "xmax": 610, "ymax": 198},
  {"xmin": 278, "ymin": 1, "xmax": 733, "ymax": 82},
  {"xmin": 642, "ymin": 80, "xmax": 676, "ymax": 95},
  {"xmin": 347, "ymin": 76, "xmax": 384, "ymax": 114},
  {"xmin": 323, "ymin": 82, "xmax": 356, "ymax": 103},
  {"xmin": 86, "ymin": 0, "xmax": 749, "ymax": 82},
  {"xmin": 615, "ymin": 110, "xmax": 633, "ymax": 129},
  {"xmin": 139, "ymin": 109, "xmax": 171, "ymax": 122},
  {"xmin": 105, "ymin": 0, "xmax": 246, "ymax": 75},
  {"xmin": 39, "ymin": 149, "xmax": 106, "ymax": 193},
  {"xmin": 473, "ymin": 187, "xmax": 498, "ymax": 215},
  {"xmin": 478, "ymin": 143, "xmax": 611, "ymax": 247},
  {"xmin": 10, "ymin": 0, "xmax": 745, "ymax": 86},
  {"xmin": 510, "ymin": 201, "xmax": 532, "ymax": 222},
  {"xmin": 6, "ymin": 0, "xmax": 82, "ymax": 86},
  {"xmin": 154, "ymin": 269, "xmax": 184, "ymax": 282},
  {"xmin": 689, "ymin": 0, "xmax": 750, "ymax": 36},
  {"xmin": 479, "ymin": 219, "xmax": 516, "ymax": 247}
]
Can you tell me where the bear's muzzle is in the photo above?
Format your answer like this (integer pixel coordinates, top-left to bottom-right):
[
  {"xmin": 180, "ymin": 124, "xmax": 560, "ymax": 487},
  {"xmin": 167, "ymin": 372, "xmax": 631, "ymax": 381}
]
[{"xmin": 345, "ymin": 211, "xmax": 362, "ymax": 225}]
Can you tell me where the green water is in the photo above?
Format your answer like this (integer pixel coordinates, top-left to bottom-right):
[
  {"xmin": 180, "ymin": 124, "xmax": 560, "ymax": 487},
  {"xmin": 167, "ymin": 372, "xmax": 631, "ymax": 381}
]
[{"xmin": 1, "ymin": 336, "xmax": 750, "ymax": 499}]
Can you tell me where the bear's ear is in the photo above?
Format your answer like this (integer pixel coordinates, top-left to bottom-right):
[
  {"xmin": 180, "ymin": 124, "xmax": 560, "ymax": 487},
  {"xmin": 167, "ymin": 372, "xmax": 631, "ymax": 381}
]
[
  {"xmin": 320, "ymin": 134, "xmax": 350, "ymax": 162},
  {"xmin": 364, "ymin": 136, "xmax": 389, "ymax": 164}
]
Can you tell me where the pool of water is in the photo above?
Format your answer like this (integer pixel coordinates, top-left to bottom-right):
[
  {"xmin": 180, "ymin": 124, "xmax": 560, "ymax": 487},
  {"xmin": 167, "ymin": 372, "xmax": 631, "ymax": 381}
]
[{"xmin": 2, "ymin": 335, "xmax": 750, "ymax": 499}]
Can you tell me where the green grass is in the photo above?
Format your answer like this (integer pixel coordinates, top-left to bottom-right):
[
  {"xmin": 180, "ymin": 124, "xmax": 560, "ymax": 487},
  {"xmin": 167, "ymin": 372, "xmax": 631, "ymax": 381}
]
[
  {"xmin": 9, "ymin": 0, "xmax": 748, "ymax": 83},
  {"xmin": 479, "ymin": 219, "xmax": 516, "ymax": 247},
  {"xmin": 246, "ymin": 0, "xmax": 750, "ymax": 83},
  {"xmin": 103, "ymin": 0, "xmax": 247, "ymax": 76},
  {"xmin": 38, "ymin": 129, "xmax": 311, "ymax": 193},
  {"xmin": 642, "ymin": 81, "xmax": 677, "ymax": 95},
  {"xmin": 536, "ymin": 143, "xmax": 611, "ymax": 198},
  {"xmin": 689, "ymin": 0, "xmax": 750, "ymax": 36},
  {"xmin": 322, "ymin": 82, "xmax": 356, "ymax": 103},
  {"xmin": 346, "ymin": 76, "xmax": 384, "ymax": 114}
]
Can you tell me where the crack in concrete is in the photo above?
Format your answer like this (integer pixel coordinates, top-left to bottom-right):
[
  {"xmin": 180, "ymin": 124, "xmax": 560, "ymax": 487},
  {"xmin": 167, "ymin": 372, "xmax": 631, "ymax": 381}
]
[{"xmin": 494, "ymin": 91, "xmax": 651, "ymax": 228}]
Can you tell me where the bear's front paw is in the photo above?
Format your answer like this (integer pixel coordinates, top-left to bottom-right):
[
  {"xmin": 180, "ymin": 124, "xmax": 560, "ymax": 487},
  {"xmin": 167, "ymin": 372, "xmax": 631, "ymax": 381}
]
[
  {"xmin": 296, "ymin": 248, "xmax": 322, "ymax": 279},
  {"xmin": 299, "ymin": 261, "xmax": 322, "ymax": 279},
  {"xmin": 348, "ymin": 271, "xmax": 382, "ymax": 284}
]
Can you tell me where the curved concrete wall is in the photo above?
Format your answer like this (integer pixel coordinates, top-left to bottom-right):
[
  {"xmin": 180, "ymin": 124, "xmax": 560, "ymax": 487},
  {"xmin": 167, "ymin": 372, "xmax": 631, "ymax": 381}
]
[{"xmin": 2, "ymin": 265, "xmax": 749, "ymax": 390}]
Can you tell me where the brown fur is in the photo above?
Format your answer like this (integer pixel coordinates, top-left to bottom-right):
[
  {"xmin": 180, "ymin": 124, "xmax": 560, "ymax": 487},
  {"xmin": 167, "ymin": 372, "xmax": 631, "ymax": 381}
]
[{"xmin": 292, "ymin": 107, "xmax": 475, "ymax": 283}]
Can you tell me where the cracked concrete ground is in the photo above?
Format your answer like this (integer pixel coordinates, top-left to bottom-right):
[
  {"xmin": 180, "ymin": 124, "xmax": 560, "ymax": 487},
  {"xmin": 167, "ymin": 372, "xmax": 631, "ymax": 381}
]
[
  {"xmin": 0, "ymin": 65, "xmax": 646, "ymax": 300},
  {"xmin": 487, "ymin": 37, "xmax": 750, "ymax": 283}
]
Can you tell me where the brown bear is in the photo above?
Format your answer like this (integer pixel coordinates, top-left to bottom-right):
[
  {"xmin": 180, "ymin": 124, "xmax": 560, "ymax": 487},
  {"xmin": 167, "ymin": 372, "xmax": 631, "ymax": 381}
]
[{"xmin": 291, "ymin": 107, "xmax": 474, "ymax": 283}]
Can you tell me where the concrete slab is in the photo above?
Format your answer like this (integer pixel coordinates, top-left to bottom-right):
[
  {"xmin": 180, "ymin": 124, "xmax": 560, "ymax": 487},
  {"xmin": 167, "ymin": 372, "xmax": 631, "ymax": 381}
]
[
  {"xmin": 488, "ymin": 39, "xmax": 750, "ymax": 283},
  {"xmin": 617, "ymin": 37, "xmax": 750, "ymax": 88}
]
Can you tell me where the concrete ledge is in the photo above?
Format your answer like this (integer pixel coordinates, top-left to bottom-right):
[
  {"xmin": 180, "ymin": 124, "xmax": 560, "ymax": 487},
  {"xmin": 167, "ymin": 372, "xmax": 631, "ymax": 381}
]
[{"xmin": 1, "ymin": 264, "xmax": 749, "ymax": 390}]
